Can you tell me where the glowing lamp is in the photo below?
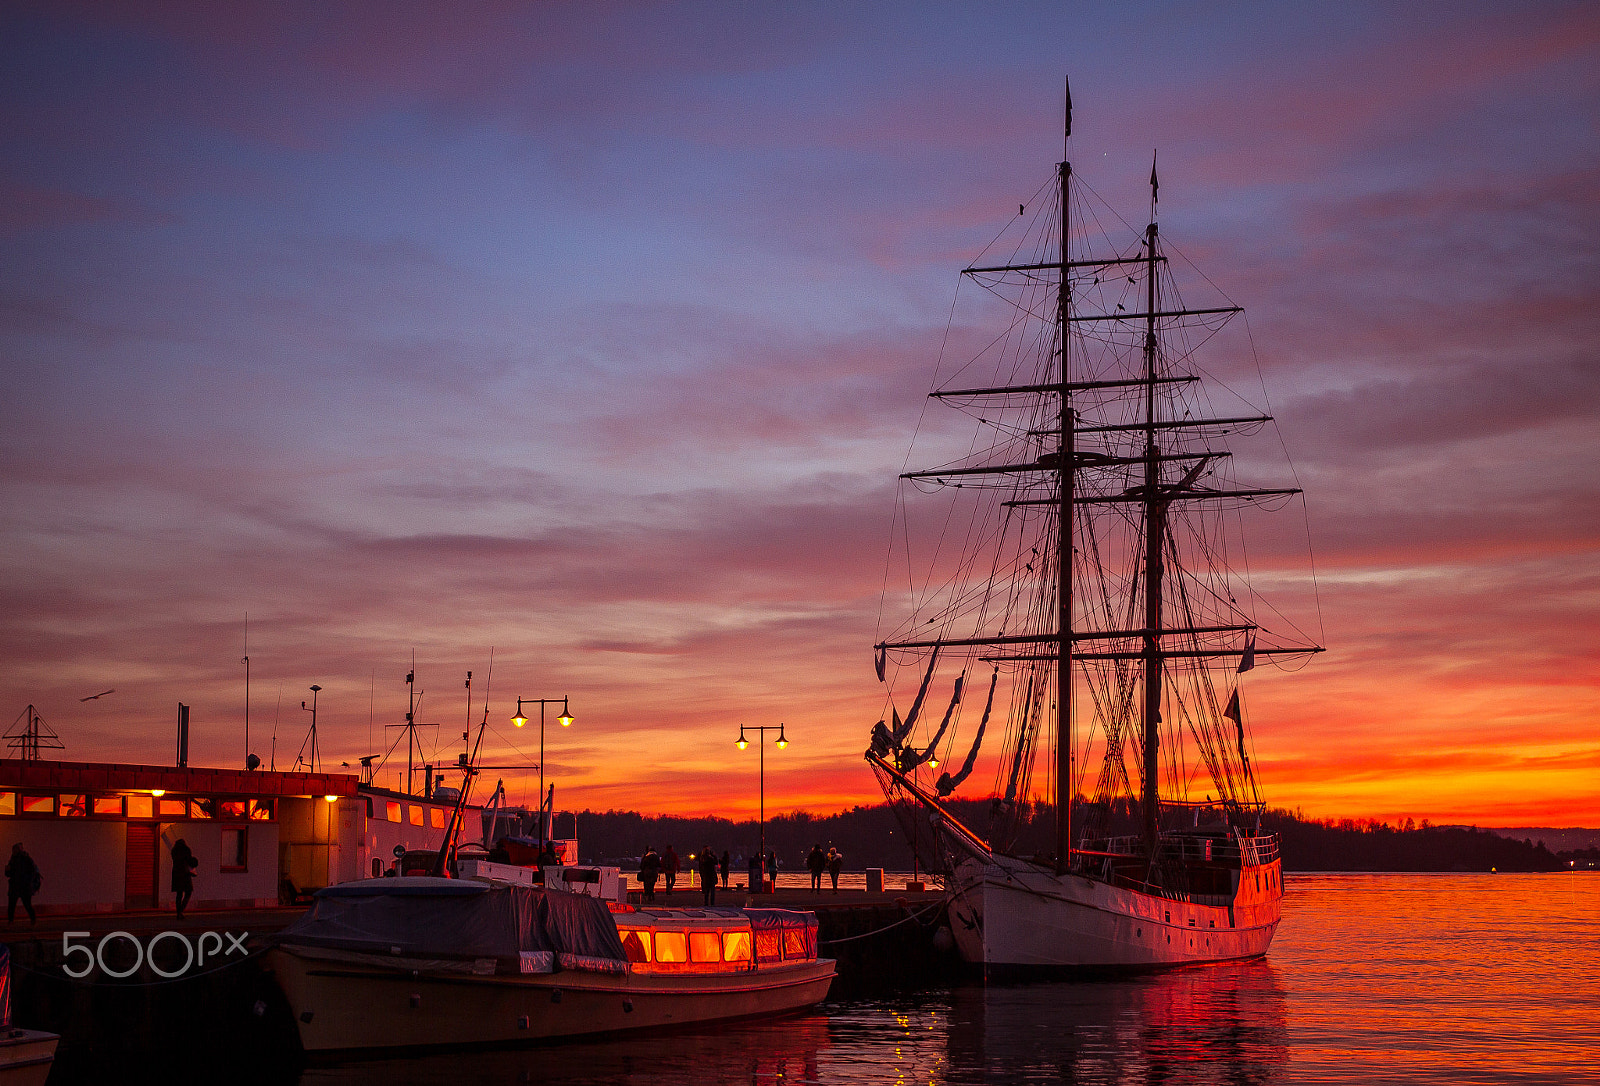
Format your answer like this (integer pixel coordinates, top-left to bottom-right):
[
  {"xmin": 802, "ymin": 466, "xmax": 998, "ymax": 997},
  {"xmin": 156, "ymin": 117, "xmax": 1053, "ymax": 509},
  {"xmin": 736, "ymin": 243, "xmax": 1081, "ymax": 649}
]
[
  {"xmin": 775, "ymin": 727, "xmax": 788, "ymax": 749},
  {"xmin": 512, "ymin": 697, "xmax": 528, "ymax": 728},
  {"xmin": 324, "ymin": 795, "xmax": 338, "ymax": 803},
  {"xmin": 151, "ymin": 789, "xmax": 165, "ymax": 797},
  {"xmin": 558, "ymin": 699, "xmax": 574, "ymax": 727},
  {"xmin": 736, "ymin": 729, "xmax": 749, "ymax": 750}
]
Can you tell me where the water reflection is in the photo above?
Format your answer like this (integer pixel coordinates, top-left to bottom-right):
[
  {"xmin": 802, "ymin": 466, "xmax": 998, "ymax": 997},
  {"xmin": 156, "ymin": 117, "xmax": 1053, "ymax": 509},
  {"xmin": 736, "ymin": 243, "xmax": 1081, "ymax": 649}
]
[{"xmin": 299, "ymin": 1014, "xmax": 830, "ymax": 1086}]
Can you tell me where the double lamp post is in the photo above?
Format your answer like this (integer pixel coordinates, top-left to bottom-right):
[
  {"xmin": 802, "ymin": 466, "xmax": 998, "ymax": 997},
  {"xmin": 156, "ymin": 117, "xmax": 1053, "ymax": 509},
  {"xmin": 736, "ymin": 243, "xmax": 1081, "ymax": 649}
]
[
  {"xmin": 511, "ymin": 696, "xmax": 573, "ymax": 849},
  {"xmin": 737, "ymin": 723, "xmax": 787, "ymax": 891}
]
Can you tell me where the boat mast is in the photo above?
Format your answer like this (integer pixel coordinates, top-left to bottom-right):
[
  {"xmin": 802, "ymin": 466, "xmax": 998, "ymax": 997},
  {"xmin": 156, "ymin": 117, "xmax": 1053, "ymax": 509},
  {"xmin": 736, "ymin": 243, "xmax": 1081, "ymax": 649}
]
[
  {"xmin": 1054, "ymin": 86, "xmax": 1074, "ymax": 876},
  {"xmin": 1140, "ymin": 179, "xmax": 1163, "ymax": 855}
]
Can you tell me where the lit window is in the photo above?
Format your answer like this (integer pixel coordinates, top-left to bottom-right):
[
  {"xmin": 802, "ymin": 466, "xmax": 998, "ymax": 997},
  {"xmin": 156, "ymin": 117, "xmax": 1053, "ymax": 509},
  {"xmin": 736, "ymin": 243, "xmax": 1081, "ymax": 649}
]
[
  {"xmin": 408, "ymin": 806, "xmax": 423, "ymax": 827},
  {"xmin": 249, "ymin": 800, "xmax": 274, "ymax": 820},
  {"xmin": 158, "ymin": 799, "xmax": 188, "ymax": 818},
  {"xmin": 188, "ymin": 799, "xmax": 213, "ymax": 819},
  {"xmin": 219, "ymin": 800, "xmax": 249, "ymax": 819},
  {"xmin": 58, "ymin": 794, "xmax": 87, "ymax": 817},
  {"xmin": 386, "ymin": 801, "xmax": 402, "ymax": 823},
  {"xmin": 91, "ymin": 796, "xmax": 124, "ymax": 816},
  {"xmin": 430, "ymin": 808, "xmax": 445, "ymax": 829},
  {"xmin": 654, "ymin": 931, "xmax": 687, "ymax": 963},
  {"xmin": 620, "ymin": 930, "xmax": 652, "ymax": 963},
  {"xmin": 0, "ymin": 793, "xmax": 14, "ymax": 817},
  {"xmin": 21, "ymin": 795, "xmax": 54, "ymax": 815},
  {"xmin": 126, "ymin": 795, "xmax": 153, "ymax": 818},
  {"xmin": 220, "ymin": 828, "xmax": 247, "ymax": 872},
  {"xmin": 722, "ymin": 931, "xmax": 752, "ymax": 962},
  {"xmin": 783, "ymin": 927, "xmax": 810, "ymax": 959},
  {"xmin": 689, "ymin": 932, "xmax": 721, "ymax": 963}
]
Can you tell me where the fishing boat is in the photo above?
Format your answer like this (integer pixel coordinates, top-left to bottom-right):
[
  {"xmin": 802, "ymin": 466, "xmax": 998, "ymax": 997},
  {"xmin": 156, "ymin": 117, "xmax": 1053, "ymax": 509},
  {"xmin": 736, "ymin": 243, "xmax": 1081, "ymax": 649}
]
[
  {"xmin": 268, "ymin": 875, "xmax": 835, "ymax": 1054},
  {"xmin": 866, "ymin": 88, "xmax": 1321, "ymax": 972}
]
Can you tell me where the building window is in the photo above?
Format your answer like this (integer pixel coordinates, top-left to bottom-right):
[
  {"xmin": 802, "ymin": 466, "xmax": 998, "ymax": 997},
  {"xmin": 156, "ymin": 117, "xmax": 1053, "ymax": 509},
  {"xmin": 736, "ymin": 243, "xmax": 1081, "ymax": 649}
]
[
  {"xmin": 91, "ymin": 796, "xmax": 124, "ymax": 816},
  {"xmin": 218, "ymin": 800, "xmax": 248, "ymax": 819},
  {"xmin": 408, "ymin": 806, "xmax": 423, "ymax": 827},
  {"xmin": 20, "ymin": 795, "xmax": 54, "ymax": 815},
  {"xmin": 249, "ymin": 799, "xmax": 274, "ymax": 820},
  {"xmin": 0, "ymin": 793, "xmax": 13, "ymax": 817},
  {"xmin": 58, "ymin": 794, "xmax": 87, "ymax": 817},
  {"xmin": 430, "ymin": 808, "xmax": 446, "ymax": 829},
  {"xmin": 188, "ymin": 799, "xmax": 213, "ymax": 819},
  {"xmin": 126, "ymin": 795, "xmax": 153, "ymax": 819},
  {"xmin": 220, "ymin": 828, "xmax": 247, "ymax": 872},
  {"xmin": 385, "ymin": 801, "xmax": 401, "ymax": 823},
  {"xmin": 157, "ymin": 798, "xmax": 188, "ymax": 818}
]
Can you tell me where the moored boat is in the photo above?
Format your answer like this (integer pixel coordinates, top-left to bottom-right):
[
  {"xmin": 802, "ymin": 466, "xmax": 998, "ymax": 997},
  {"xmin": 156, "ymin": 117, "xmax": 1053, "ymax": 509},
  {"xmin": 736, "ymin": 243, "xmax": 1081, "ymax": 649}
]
[
  {"xmin": 866, "ymin": 85, "xmax": 1319, "ymax": 972},
  {"xmin": 268, "ymin": 876, "xmax": 835, "ymax": 1054}
]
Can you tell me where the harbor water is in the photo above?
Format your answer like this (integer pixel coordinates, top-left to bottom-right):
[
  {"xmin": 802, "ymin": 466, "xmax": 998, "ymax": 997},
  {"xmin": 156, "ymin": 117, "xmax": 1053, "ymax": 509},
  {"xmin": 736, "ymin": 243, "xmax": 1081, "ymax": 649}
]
[{"xmin": 278, "ymin": 873, "xmax": 1600, "ymax": 1086}]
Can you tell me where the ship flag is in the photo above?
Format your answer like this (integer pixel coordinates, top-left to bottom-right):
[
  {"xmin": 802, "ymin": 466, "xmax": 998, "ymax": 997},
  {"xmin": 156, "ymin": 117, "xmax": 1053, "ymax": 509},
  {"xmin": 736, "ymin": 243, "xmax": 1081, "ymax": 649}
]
[
  {"xmin": 1237, "ymin": 634, "xmax": 1256, "ymax": 673},
  {"xmin": 1150, "ymin": 151, "xmax": 1159, "ymax": 203},
  {"xmin": 875, "ymin": 645, "xmax": 886, "ymax": 682},
  {"xmin": 1224, "ymin": 688, "xmax": 1246, "ymax": 760}
]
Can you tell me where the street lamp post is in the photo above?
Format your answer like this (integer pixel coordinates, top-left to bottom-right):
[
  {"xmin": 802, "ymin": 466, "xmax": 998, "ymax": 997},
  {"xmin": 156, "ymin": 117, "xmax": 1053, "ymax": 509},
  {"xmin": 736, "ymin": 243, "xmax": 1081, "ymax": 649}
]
[
  {"xmin": 736, "ymin": 723, "xmax": 788, "ymax": 891},
  {"xmin": 511, "ymin": 696, "xmax": 574, "ymax": 849}
]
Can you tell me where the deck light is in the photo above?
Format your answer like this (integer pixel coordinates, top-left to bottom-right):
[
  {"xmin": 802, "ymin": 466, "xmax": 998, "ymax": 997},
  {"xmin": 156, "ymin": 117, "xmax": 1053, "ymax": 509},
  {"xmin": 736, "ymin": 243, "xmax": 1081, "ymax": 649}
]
[
  {"xmin": 151, "ymin": 789, "xmax": 165, "ymax": 797},
  {"xmin": 324, "ymin": 795, "xmax": 338, "ymax": 803}
]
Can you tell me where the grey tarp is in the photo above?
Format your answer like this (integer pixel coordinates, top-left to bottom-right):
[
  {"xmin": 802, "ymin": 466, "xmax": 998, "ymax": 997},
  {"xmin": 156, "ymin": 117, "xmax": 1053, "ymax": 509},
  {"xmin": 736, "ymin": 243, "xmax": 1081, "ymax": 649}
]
[{"xmin": 273, "ymin": 877, "xmax": 627, "ymax": 974}]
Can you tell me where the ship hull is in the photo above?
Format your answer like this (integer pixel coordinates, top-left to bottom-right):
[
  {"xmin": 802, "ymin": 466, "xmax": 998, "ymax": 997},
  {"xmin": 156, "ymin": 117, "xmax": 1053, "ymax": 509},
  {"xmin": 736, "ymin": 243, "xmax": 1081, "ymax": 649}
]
[
  {"xmin": 269, "ymin": 947, "xmax": 836, "ymax": 1055},
  {"xmin": 947, "ymin": 854, "xmax": 1282, "ymax": 971}
]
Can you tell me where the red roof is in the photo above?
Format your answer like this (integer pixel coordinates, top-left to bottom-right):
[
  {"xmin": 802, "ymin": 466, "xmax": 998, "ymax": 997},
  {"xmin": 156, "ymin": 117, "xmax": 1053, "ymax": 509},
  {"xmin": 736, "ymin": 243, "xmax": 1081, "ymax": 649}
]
[{"xmin": 0, "ymin": 758, "xmax": 359, "ymax": 797}]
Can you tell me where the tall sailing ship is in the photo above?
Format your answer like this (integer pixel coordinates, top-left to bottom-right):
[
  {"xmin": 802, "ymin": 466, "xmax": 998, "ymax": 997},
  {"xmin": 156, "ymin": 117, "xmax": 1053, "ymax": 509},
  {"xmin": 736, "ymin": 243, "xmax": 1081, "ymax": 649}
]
[{"xmin": 867, "ymin": 92, "xmax": 1322, "ymax": 971}]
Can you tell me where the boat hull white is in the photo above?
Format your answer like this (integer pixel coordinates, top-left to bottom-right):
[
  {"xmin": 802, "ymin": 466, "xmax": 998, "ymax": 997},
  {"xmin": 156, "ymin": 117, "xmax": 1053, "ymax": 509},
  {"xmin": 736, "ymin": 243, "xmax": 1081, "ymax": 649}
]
[
  {"xmin": 269, "ymin": 947, "xmax": 836, "ymax": 1054},
  {"xmin": 948, "ymin": 855, "xmax": 1282, "ymax": 971}
]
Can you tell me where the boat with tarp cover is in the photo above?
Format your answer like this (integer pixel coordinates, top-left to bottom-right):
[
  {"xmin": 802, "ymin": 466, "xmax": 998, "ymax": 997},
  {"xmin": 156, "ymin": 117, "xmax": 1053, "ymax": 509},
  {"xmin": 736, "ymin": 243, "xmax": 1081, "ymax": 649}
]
[{"xmin": 268, "ymin": 876, "xmax": 834, "ymax": 1054}]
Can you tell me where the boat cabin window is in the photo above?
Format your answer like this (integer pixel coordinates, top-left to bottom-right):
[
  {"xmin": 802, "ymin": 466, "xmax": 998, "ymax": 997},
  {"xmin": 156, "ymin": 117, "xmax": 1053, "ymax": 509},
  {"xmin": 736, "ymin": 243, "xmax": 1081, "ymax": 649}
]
[
  {"xmin": 408, "ymin": 805, "xmax": 423, "ymax": 826},
  {"xmin": 430, "ymin": 808, "xmax": 446, "ymax": 829},
  {"xmin": 722, "ymin": 931, "xmax": 751, "ymax": 963},
  {"xmin": 689, "ymin": 932, "xmax": 720, "ymax": 964},
  {"xmin": 620, "ymin": 930, "xmax": 652, "ymax": 963},
  {"xmin": 654, "ymin": 931, "xmax": 688, "ymax": 963},
  {"xmin": 783, "ymin": 928, "xmax": 809, "ymax": 958},
  {"xmin": 386, "ymin": 801, "xmax": 402, "ymax": 823}
]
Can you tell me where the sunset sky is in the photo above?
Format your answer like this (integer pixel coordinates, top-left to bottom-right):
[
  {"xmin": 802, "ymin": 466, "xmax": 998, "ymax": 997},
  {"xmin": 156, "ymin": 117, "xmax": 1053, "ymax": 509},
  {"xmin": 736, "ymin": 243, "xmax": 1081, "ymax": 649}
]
[{"xmin": 1, "ymin": 2, "xmax": 1596, "ymax": 827}]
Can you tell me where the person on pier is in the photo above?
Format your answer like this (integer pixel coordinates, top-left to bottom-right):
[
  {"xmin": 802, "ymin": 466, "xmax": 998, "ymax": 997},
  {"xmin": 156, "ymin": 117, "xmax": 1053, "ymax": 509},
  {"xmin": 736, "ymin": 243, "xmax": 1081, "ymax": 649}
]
[
  {"xmin": 5, "ymin": 844, "xmax": 39, "ymax": 924},
  {"xmin": 807, "ymin": 844, "xmax": 826, "ymax": 892},
  {"xmin": 171, "ymin": 838, "xmax": 198, "ymax": 919},
  {"xmin": 698, "ymin": 846, "xmax": 719, "ymax": 906}
]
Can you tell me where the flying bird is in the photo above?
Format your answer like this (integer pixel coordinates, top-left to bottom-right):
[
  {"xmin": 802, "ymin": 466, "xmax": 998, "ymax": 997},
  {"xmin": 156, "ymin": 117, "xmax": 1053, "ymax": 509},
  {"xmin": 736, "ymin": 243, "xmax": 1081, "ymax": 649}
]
[{"xmin": 79, "ymin": 689, "xmax": 115, "ymax": 702}]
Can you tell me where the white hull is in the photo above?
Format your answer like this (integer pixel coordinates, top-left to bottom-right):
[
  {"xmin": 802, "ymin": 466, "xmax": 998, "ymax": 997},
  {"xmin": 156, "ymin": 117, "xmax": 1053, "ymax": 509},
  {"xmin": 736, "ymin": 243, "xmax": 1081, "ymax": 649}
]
[
  {"xmin": 269, "ymin": 946, "xmax": 836, "ymax": 1054},
  {"xmin": 947, "ymin": 854, "xmax": 1282, "ymax": 970}
]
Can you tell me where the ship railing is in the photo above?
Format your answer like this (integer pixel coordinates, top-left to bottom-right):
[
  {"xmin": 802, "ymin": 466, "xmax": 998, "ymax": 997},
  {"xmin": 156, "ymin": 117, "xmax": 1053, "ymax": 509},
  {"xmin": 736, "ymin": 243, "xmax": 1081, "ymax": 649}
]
[{"xmin": 1086, "ymin": 832, "xmax": 1280, "ymax": 866}]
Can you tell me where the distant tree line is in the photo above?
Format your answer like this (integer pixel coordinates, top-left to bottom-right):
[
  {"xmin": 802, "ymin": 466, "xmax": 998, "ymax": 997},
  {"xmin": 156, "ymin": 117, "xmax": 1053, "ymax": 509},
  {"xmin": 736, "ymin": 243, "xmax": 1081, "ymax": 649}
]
[{"xmin": 569, "ymin": 802, "xmax": 1580, "ymax": 873}]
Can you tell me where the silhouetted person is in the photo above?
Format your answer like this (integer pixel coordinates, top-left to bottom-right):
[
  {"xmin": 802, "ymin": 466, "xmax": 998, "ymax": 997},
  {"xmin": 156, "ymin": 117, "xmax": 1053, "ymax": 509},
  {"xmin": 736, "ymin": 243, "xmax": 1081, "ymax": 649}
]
[
  {"xmin": 719, "ymin": 850, "xmax": 730, "ymax": 890},
  {"xmin": 171, "ymin": 838, "xmax": 197, "ymax": 919},
  {"xmin": 827, "ymin": 846, "xmax": 844, "ymax": 892},
  {"xmin": 698, "ymin": 845, "xmax": 718, "ymax": 906},
  {"xmin": 767, "ymin": 849, "xmax": 778, "ymax": 889},
  {"xmin": 807, "ymin": 844, "xmax": 826, "ymax": 892},
  {"xmin": 640, "ymin": 846, "xmax": 660, "ymax": 903},
  {"xmin": 5, "ymin": 844, "xmax": 39, "ymax": 924},
  {"xmin": 664, "ymin": 844, "xmax": 680, "ymax": 894}
]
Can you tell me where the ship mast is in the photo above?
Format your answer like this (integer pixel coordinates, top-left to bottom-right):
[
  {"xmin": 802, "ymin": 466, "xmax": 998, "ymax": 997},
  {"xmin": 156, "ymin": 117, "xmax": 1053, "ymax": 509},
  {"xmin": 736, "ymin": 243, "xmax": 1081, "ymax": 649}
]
[
  {"xmin": 1054, "ymin": 88, "xmax": 1074, "ymax": 876},
  {"xmin": 1141, "ymin": 207, "xmax": 1163, "ymax": 855}
]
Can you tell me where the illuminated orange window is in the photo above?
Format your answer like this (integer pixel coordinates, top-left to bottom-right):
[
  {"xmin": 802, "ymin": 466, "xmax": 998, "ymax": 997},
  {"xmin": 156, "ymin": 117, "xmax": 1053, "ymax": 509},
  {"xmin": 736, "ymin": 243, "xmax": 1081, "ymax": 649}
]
[
  {"xmin": 689, "ymin": 932, "xmax": 721, "ymax": 963},
  {"xmin": 91, "ymin": 796, "xmax": 123, "ymax": 816},
  {"xmin": 755, "ymin": 930, "xmax": 782, "ymax": 961},
  {"xmin": 620, "ymin": 930, "xmax": 652, "ymax": 963},
  {"xmin": 58, "ymin": 794, "xmax": 87, "ymax": 817},
  {"xmin": 386, "ymin": 801, "xmax": 402, "ymax": 823},
  {"xmin": 430, "ymin": 808, "xmax": 445, "ymax": 829},
  {"xmin": 126, "ymin": 795, "xmax": 153, "ymax": 818},
  {"xmin": 654, "ymin": 931, "xmax": 687, "ymax": 963},
  {"xmin": 21, "ymin": 795, "xmax": 54, "ymax": 815},
  {"xmin": 218, "ymin": 800, "xmax": 249, "ymax": 819},
  {"xmin": 408, "ymin": 806, "xmax": 423, "ymax": 827},
  {"xmin": 0, "ymin": 793, "xmax": 14, "ymax": 817},
  {"xmin": 187, "ymin": 800, "xmax": 212, "ymax": 819},
  {"xmin": 158, "ymin": 799, "xmax": 187, "ymax": 818},
  {"xmin": 722, "ymin": 931, "xmax": 752, "ymax": 962},
  {"xmin": 783, "ymin": 928, "xmax": 809, "ymax": 959},
  {"xmin": 249, "ymin": 800, "xmax": 275, "ymax": 820}
]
